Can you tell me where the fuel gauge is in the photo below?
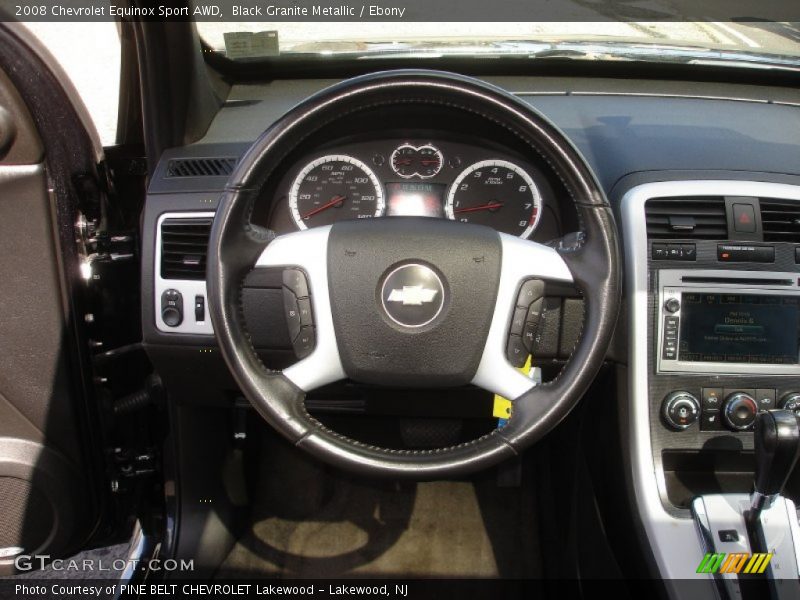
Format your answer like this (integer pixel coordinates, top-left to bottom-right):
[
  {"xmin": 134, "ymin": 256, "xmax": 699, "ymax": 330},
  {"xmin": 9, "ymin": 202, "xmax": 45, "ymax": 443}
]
[{"xmin": 390, "ymin": 144, "xmax": 443, "ymax": 179}]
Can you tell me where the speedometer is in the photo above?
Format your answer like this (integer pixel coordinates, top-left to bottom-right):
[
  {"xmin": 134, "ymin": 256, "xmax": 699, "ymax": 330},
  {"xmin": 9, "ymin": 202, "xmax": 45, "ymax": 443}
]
[
  {"xmin": 445, "ymin": 160, "xmax": 542, "ymax": 238},
  {"xmin": 289, "ymin": 155, "xmax": 384, "ymax": 230}
]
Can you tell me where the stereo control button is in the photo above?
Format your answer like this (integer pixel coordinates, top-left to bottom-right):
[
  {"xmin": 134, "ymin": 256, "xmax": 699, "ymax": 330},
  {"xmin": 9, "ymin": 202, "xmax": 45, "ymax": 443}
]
[
  {"xmin": 664, "ymin": 298, "xmax": 681, "ymax": 313},
  {"xmin": 506, "ymin": 334, "xmax": 529, "ymax": 367}
]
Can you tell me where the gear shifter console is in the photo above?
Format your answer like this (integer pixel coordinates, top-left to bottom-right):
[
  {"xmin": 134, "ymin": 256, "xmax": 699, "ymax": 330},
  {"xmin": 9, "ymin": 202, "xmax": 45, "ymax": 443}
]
[
  {"xmin": 692, "ymin": 411, "xmax": 800, "ymax": 599},
  {"xmin": 750, "ymin": 410, "xmax": 800, "ymax": 515}
]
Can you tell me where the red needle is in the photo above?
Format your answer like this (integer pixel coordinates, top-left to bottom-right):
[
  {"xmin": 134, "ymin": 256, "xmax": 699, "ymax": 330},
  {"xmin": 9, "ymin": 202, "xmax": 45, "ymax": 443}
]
[
  {"xmin": 302, "ymin": 195, "xmax": 346, "ymax": 220},
  {"xmin": 454, "ymin": 202, "xmax": 504, "ymax": 214},
  {"xmin": 420, "ymin": 159, "xmax": 440, "ymax": 165}
]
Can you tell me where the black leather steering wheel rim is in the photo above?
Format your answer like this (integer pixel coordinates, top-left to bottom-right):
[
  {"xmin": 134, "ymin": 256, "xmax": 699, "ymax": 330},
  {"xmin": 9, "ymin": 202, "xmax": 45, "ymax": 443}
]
[{"xmin": 207, "ymin": 70, "xmax": 621, "ymax": 478}]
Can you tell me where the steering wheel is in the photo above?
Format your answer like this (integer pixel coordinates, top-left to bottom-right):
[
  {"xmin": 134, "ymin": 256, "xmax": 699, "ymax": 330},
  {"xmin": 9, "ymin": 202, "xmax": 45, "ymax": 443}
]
[{"xmin": 207, "ymin": 70, "xmax": 620, "ymax": 478}]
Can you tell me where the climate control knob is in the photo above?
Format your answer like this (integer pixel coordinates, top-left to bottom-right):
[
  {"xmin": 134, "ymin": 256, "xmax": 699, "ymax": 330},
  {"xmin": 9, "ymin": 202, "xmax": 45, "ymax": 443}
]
[
  {"xmin": 723, "ymin": 392, "xmax": 758, "ymax": 431},
  {"xmin": 662, "ymin": 391, "xmax": 700, "ymax": 430},
  {"xmin": 779, "ymin": 393, "xmax": 800, "ymax": 414}
]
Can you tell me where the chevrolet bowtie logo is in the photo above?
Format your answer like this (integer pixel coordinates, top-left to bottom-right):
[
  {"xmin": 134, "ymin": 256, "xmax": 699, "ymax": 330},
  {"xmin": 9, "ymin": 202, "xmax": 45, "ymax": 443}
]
[{"xmin": 386, "ymin": 286, "xmax": 438, "ymax": 306}]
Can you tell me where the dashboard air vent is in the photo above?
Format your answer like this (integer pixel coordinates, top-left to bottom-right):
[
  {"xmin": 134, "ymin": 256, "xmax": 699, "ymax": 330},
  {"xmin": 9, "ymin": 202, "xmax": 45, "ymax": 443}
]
[
  {"xmin": 760, "ymin": 199, "xmax": 800, "ymax": 243},
  {"xmin": 645, "ymin": 197, "xmax": 727, "ymax": 240},
  {"xmin": 160, "ymin": 217, "xmax": 213, "ymax": 280},
  {"xmin": 165, "ymin": 157, "xmax": 237, "ymax": 178}
]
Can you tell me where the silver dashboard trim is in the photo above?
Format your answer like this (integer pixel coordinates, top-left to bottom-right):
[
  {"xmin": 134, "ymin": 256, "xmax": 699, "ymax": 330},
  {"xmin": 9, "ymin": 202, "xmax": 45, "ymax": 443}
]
[
  {"xmin": 154, "ymin": 211, "xmax": 216, "ymax": 335},
  {"xmin": 621, "ymin": 180, "xmax": 800, "ymax": 585},
  {"xmin": 471, "ymin": 233, "xmax": 573, "ymax": 399}
]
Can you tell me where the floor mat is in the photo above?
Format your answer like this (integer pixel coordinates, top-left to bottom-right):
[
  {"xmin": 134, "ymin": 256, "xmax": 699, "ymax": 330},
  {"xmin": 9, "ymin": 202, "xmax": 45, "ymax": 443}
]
[{"xmin": 219, "ymin": 465, "xmax": 542, "ymax": 579}]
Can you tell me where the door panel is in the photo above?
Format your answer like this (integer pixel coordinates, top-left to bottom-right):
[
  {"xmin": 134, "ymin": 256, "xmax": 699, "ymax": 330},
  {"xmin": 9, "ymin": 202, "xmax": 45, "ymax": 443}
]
[{"xmin": 0, "ymin": 32, "xmax": 99, "ymax": 573}]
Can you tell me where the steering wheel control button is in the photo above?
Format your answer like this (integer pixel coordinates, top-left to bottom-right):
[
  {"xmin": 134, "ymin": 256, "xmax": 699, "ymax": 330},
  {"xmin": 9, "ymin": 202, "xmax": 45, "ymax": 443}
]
[
  {"xmin": 294, "ymin": 327, "xmax": 316, "ymax": 359},
  {"xmin": 506, "ymin": 335, "xmax": 528, "ymax": 367},
  {"xmin": 517, "ymin": 278, "xmax": 545, "ymax": 307},
  {"xmin": 723, "ymin": 391, "xmax": 758, "ymax": 431},
  {"xmin": 662, "ymin": 391, "xmax": 700, "ymax": 430},
  {"xmin": 510, "ymin": 307, "xmax": 527, "ymax": 336},
  {"xmin": 283, "ymin": 288, "xmax": 302, "ymax": 341},
  {"xmin": 283, "ymin": 269, "xmax": 309, "ymax": 299},
  {"xmin": 297, "ymin": 298, "xmax": 313, "ymax": 326},
  {"xmin": 380, "ymin": 263, "xmax": 445, "ymax": 328},
  {"xmin": 161, "ymin": 289, "xmax": 184, "ymax": 327}
]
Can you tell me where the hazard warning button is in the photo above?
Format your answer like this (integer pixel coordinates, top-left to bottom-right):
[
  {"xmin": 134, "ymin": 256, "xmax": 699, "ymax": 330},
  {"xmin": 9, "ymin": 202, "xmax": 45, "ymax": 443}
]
[{"xmin": 733, "ymin": 203, "xmax": 757, "ymax": 233}]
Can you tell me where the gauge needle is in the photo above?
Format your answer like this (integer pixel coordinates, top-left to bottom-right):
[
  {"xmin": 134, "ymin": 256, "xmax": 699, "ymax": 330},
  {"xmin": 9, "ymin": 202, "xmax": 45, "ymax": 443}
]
[
  {"xmin": 302, "ymin": 195, "xmax": 346, "ymax": 220},
  {"xmin": 454, "ymin": 201, "xmax": 504, "ymax": 214}
]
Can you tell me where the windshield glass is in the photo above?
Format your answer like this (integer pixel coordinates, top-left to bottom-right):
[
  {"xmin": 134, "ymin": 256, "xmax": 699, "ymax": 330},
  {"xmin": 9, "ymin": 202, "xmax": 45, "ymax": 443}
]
[{"xmin": 197, "ymin": 22, "xmax": 800, "ymax": 68}]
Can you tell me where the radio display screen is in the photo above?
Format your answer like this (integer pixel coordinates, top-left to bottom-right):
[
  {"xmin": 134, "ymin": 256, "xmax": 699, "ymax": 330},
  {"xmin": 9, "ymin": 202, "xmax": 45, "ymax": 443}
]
[{"xmin": 678, "ymin": 293, "xmax": 800, "ymax": 364}]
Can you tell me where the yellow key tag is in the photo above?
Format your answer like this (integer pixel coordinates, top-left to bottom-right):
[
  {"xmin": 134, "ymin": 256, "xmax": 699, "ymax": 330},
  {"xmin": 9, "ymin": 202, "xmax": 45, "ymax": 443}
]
[{"xmin": 492, "ymin": 355, "xmax": 532, "ymax": 420}]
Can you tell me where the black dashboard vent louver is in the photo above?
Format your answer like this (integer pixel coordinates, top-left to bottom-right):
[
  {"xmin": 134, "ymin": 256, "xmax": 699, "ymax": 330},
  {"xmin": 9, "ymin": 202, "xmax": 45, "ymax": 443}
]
[
  {"xmin": 760, "ymin": 199, "xmax": 800, "ymax": 243},
  {"xmin": 645, "ymin": 197, "xmax": 727, "ymax": 240},
  {"xmin": 165, "ymin": 157, "xmax": 237, "ymax": 178},
  {"xmin": 160, "ymin": 217, "xmax": 213, "ymax": 280}
]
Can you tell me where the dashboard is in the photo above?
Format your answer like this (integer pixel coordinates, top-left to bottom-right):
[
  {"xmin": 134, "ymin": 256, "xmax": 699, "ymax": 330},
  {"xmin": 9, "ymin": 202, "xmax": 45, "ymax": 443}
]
[{"xmin": 263, "ymin": 135, "xmax": 563, "ymax": 242}]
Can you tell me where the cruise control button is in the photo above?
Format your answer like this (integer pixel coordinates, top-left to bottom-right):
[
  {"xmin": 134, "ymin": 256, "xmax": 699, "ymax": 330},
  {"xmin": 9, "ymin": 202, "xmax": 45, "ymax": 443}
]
[
  {"xmin": 522, "ymin": 322, "xmax": 537, "ymax": 351},
  {"xmin": 510, "ymin": 307, "xmax": 527, "ymax": 335},
  {"xmin": 526, "ymin": 297, "xmax": 544, "ymax": 324},
  {"xmin": 506, "ymin": 334, "xmax": 529, "ymax": 367},
  {"xmin": 283, "ymin": 287, "xmax": 302, "ymax": 341},
  {"xmin": 297, "ymin": 297, "xmax": 313, "ymax": 326},
  {"xmin": 516, "ymin": 279, "xmax": 545, "ymax": 308},
  {"xmin": 294, "ymin": 326, "xmax": 315, "ymax": 359},
  {"xmin": 283, "ymin": 268, "xmax": 310, "ymax": 298}
]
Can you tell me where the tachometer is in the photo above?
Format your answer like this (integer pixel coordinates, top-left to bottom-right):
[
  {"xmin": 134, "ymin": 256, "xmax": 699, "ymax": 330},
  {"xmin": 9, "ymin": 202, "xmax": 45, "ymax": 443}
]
[
  {"xmin": 289, "ymin": 155, "xmax": 384, "ymax": 230},
  {"xmin": 445, "ymin": 160, "xmax": 542, "ymax": 238}
]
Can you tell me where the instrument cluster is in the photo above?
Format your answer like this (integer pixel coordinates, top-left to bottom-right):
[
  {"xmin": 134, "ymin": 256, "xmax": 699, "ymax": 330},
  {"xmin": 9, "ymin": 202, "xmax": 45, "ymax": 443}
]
[{"xmin": 267, "ymin": 137, "xmax": 556, "ymax": 240}]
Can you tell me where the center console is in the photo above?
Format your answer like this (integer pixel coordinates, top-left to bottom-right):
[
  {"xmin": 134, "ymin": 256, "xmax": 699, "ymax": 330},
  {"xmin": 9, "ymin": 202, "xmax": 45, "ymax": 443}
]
[{"xmin": 621, "ymin": 180, "xmax": 800, "ymax": 592}]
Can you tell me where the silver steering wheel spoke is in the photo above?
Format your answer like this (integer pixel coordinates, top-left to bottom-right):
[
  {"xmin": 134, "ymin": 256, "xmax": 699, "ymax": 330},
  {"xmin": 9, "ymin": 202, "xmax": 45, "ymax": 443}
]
[
  {"xmin": 255, "ymin": 225, "xmax": 345, "ymax": 392},
  {"xmin": 471, "ymin": 233, "xmax": 574, "ymax": 400}
]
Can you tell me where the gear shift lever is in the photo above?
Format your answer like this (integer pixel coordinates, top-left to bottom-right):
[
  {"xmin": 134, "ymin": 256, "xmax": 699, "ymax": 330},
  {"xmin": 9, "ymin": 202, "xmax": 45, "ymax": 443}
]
[{"xmin": 748, "ymin": 409, "xmax": 800, "ymax": 521}]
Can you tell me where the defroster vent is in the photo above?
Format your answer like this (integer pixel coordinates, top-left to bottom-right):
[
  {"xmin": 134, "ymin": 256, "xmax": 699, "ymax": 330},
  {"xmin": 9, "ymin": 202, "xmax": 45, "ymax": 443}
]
[
  {"xmin": 160, "ymin": 217, "xmax": 213, "ymax": 280},
  {"xmin": 645, "ymin": 197, "xmax": 727, "ymax": 239},
  {"xmin": 166, "ymin": 157, "xmax": 237, "ymax": 178}
]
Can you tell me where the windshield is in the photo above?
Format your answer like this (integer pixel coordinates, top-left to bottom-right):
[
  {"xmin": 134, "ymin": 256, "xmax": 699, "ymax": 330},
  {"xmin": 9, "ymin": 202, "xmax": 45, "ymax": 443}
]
[{"xmin": 197, "ymin": 22, "xmax": 800, "ymax": 68}]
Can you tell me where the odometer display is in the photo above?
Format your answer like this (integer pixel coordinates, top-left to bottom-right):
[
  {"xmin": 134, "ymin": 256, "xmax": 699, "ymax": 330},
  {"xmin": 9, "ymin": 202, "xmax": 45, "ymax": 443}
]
[
  {"xmin": 445, "ymin": 160, "xmax": 542, "ymax": 238},
  {"xmin": 289, "ymin": 155, "xmax": 384, "ymax": 230}
]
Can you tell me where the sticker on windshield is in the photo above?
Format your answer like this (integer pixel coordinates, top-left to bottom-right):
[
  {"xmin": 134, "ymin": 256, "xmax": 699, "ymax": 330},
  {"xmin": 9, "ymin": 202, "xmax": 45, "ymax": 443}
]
[{"xmin": 223, "ymin": 31, "xmax": 279, "ymax": 59}]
